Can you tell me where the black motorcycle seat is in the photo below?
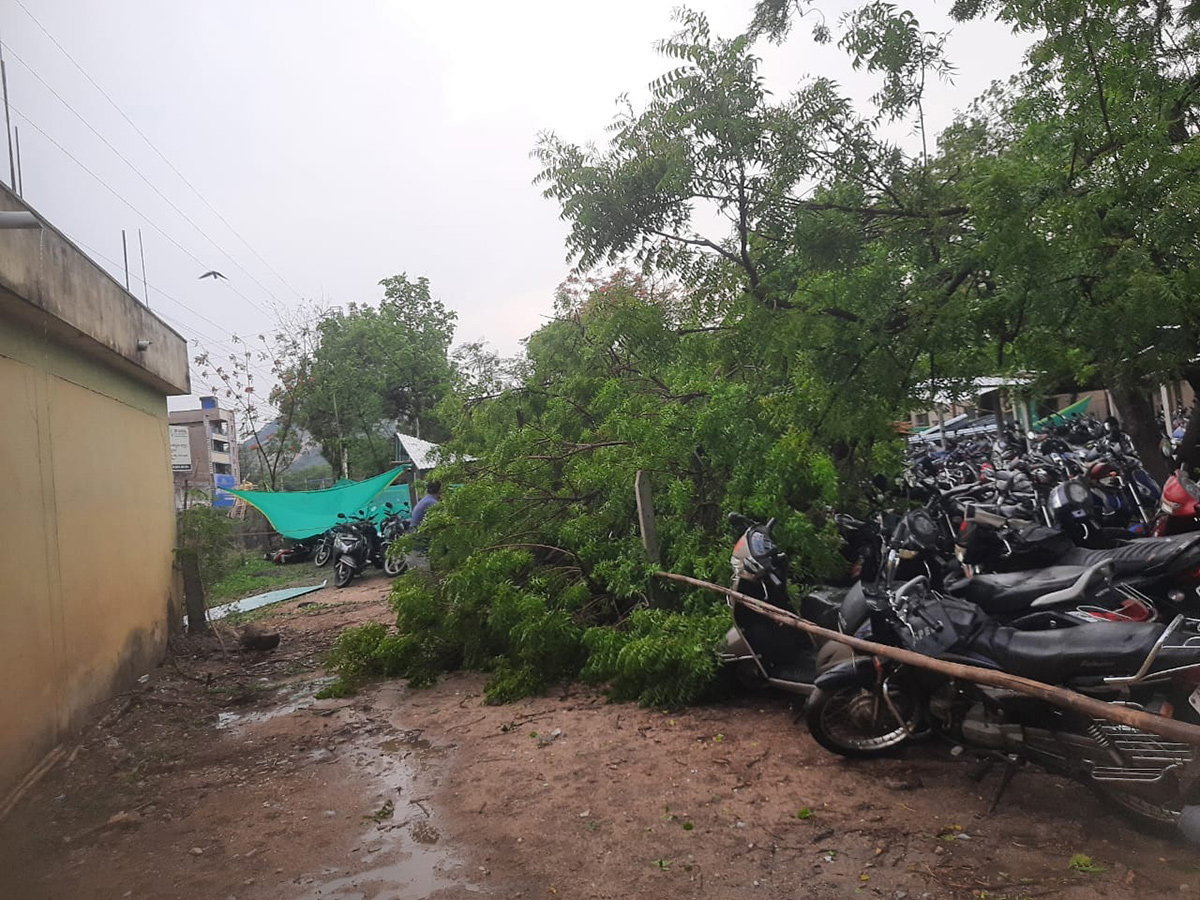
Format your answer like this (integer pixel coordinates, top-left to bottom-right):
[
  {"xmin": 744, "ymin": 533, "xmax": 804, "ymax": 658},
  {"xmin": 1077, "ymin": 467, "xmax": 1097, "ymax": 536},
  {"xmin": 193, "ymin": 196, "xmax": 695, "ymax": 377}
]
[
  {"xmin": 950, "ymin": 566, "xmax": 1099, "ymax": 614},
  {"xmin": 838, "ymin": 582, "xmax": 869, "ymax": 634},
  {"xmin": 981, "ymin": 621, "xmax": 1165, "ymax": 683},
  {"xmin": 1060, "ymin": 532, "xmax": 1200, "ymax": 577}
]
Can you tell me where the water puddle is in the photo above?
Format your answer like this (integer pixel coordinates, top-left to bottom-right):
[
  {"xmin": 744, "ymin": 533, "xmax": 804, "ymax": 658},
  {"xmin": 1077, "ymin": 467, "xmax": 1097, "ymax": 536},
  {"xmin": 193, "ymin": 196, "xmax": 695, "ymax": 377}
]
[
  {"xmin": 378, "ymin": 729, "xmax": 431, "ymax": 753},
  {"xmin": 215, "ymin": 680, "xmax": 333, "ymax": 729},
  {"xmin": 293, "ymin": 728, "xmax": 476, "ymax": 899}
]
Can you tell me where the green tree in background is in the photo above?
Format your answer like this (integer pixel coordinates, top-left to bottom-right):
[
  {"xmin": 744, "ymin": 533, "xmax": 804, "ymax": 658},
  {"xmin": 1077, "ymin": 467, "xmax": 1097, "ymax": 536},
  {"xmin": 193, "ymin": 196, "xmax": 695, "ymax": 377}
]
[{"xmin": 292, "ymin": 274, "xmax": 457, "ymax": 479}]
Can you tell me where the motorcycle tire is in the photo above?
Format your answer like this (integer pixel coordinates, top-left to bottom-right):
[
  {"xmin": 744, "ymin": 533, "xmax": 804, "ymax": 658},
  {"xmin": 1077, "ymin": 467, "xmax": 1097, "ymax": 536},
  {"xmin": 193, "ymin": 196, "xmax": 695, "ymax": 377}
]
[
  {"xmin": 384, "ymin": 554, "xmax": 406, "ymax": 577},
  {"xmin": 805, "ymin": 682, "xmax": 919, "ymax": 759},
  {"xmin": 334, "ymin": 561, "xmax": 355, "ymax": 588},
  {"xmin": 314, "ymin": 543, "xmax": 332, "ymax": 568},
  {"xmin": 1089, "ymin": 781, "xmax": 1184, "ymax": 838}
]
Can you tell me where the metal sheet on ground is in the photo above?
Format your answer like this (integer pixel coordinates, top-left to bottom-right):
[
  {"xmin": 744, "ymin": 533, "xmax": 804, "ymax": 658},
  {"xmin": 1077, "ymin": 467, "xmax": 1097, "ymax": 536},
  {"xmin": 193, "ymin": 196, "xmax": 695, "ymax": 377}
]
[{"xmin": 193, "ymin": 581, "xmax": 328, "ymax": 625}]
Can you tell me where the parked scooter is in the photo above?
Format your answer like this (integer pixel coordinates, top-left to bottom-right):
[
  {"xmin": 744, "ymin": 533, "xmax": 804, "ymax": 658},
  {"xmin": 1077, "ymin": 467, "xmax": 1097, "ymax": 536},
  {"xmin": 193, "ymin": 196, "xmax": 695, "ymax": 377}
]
[
  {"xmin": 332, "ymin": 510, "xmax": 383, "ymax": 588},
  {"xmin": 720, "ymin": 514, "xmax": 868, "ymax": 695},
  {"xmin": 806, "ymin": 576, "xmax": 1200, "ymax": 840}
]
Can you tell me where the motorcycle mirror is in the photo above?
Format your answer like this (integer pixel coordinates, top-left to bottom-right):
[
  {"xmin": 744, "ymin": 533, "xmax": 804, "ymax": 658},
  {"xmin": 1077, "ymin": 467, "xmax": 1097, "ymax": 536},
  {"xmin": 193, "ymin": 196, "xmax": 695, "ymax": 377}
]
[
  {"xmin": 385, "ymin": 502, "xmax": 394, "ymax": 509},
  {"xmin": 727, "ymin": 512, "xmax": 753, "ymax": 533},
  {"xmin": 337, "ymin": 512, "xmax": 347, "ymax": 519},
  {"xmin": 764, "ymin": 517, "xmax": 776, "ymax": 537}
]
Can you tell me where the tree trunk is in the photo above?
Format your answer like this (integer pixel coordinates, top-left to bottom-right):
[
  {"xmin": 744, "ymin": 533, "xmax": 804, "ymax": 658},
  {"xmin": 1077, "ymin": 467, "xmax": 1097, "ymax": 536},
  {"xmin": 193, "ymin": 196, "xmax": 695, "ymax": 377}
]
[
  {"xmin": 177, "ymin": 549, "xmax": 209, "ymax": 635},
  {"xmin": 1108, "ymin": 381, "xmax": 1170, "ymax": 483}
]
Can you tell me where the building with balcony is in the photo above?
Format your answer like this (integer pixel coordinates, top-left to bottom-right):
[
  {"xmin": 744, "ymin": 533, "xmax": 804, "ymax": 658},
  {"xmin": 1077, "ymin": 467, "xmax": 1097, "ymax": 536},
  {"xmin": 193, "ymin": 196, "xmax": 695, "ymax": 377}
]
[{"xmin": 169, "ymin": 397, "xmax": 240, "ymax": 508}]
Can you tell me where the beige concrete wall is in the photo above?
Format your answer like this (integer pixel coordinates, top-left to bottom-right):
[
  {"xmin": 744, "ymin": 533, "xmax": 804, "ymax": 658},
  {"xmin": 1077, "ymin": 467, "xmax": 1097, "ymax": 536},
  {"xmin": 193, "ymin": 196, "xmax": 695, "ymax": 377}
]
[
  {"xmin": 0, "ymin": 314, "xmax": 177, "ymax": 798},
  {"xmin": 0, "ymin": 186, "xmax": 189, "ymax": 396}
]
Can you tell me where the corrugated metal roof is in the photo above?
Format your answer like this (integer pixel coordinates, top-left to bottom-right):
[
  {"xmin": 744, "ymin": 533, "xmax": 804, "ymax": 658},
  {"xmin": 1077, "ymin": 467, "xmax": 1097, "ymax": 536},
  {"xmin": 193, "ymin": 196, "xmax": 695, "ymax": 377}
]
[
  {"xmin": 395, "ymin": 433, "xmax": 443, "ymax": 470},
  {"xmin": 395, "ymin": 433, "xmax": 477, "ymax": 470}
]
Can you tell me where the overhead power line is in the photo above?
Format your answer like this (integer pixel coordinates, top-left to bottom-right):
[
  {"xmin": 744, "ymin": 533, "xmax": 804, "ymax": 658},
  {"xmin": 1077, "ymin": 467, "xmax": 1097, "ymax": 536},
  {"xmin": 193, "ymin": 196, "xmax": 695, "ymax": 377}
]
[
  {"xmin": 1, "ymin": 40, "xmax": 284, "ymax": 316},
  {"xmin": 12, "ymin": 0, "xmax": 304, "ymax": 303},
  {"xmin": 72, "ymin": 235, "xmax": 283, "ymax": 390},
  {"xmin": 10, "ymin": 103, "xmax": 275, "ymax": 319}
]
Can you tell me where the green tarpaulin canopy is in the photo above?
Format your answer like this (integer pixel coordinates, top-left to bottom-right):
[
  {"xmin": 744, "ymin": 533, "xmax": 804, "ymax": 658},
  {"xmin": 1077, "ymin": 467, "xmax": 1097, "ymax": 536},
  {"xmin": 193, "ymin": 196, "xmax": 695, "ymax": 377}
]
[
  {"xmin": 227, "ymin": 466, "xmax": 408, "ymax": 540},
  {"xmin": 1033, "ymin": 395, "xmax": 1092, "ymax": 431}
]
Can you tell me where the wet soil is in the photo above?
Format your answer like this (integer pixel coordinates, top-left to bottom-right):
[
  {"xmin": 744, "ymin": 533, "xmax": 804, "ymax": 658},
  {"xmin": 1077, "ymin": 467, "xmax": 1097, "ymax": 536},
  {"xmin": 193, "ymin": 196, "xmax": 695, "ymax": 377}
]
[{"xmin": 2, "ymin": 570, "xmax": 1199, "ymax": 899}]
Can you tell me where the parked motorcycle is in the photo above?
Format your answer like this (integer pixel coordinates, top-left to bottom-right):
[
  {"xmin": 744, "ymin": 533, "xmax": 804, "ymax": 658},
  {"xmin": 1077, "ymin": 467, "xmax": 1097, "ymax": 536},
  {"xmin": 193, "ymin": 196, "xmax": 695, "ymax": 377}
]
[
  {"xmin": 332, "ymin": 510, "xmax": 384, "ymax": 588},
  {"xmin": 805, "ymin": 576, "xmax": 1200, "ymax": 840},
  {"xmin": 271, "ymin": 539, "xmax": 315, "ymax": 565},
  {"xmin": 378, "ymin": 503, "xmax": 411, "ymax": 577},
  {"xmin": 313, "ymin": 527, "xmax": 343, "ymax": 568},
  {"xmin": 1154, "ymin": 468, "xmax": 1200, "ymax": 537},
  {"xmin": 719, "ymin": 509, "xmax": 1136, "ymax": 697}
]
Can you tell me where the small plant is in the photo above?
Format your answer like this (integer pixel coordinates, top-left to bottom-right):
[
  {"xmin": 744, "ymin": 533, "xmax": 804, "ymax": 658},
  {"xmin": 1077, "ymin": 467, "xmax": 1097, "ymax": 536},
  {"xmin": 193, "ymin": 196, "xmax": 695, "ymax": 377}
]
[
  {"xmin": 1068, "ymin": 853, "xmax": 1105, "ymax": 874},
  {"xmin": 654, "ymin": 859, "xmax": 672, "ymax": 870},
  {"xmin": 797, "ymin": 807, "xmax": 814, "ymax": 820},
  {"xmin": 321, "ymin": 622, "xmax": 413, "ymax": 696}
]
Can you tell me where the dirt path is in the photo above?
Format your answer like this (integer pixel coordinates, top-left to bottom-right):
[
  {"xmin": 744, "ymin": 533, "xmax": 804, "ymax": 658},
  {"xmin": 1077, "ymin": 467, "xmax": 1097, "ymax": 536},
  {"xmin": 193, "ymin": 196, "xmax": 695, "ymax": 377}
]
[{"xmin": 3, "ymin": 572, "xmax": 1199, "ymax": 899}]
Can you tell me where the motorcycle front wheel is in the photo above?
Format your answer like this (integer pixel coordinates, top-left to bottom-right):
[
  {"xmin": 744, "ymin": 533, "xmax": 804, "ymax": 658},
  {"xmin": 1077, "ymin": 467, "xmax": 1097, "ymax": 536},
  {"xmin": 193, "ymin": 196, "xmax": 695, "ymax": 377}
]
[
  {"xmin": 805, "ymin": 680, "xmax": 920, "ymax": 759},
  {"xmin": 314, "ymin": 542, "xmax": 332, "ymax": 567},
  {"xmin": 334, "ymin": 561, "xmax": 355, "ymax": 588},
  {"xmin": 384, "ymin": 553, "xmax": 406, "ymax": 577}
]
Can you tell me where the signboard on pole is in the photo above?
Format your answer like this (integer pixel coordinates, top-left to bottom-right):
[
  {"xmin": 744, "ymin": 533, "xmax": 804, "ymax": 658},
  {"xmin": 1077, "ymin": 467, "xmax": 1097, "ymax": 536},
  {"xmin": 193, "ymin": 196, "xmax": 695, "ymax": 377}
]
[{"xmin": 170, "ymin": 426, "xmax": 192, "ymax": 472}]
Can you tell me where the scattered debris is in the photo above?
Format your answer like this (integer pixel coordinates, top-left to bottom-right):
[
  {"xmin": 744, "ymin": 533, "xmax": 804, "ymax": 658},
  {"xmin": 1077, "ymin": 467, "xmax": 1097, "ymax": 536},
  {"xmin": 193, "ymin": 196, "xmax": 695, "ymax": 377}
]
[
  {"xmin": 238, "ymin": 625, "xmax": 281, "ymax": 652},
  {"xmin": 105, "ymin": 811, "xmax": 142, "ymax": 830}
]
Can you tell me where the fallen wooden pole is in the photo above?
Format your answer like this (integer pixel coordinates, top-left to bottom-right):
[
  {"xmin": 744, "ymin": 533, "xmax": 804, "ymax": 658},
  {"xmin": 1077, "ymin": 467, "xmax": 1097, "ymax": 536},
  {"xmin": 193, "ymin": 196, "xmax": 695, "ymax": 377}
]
[{"xmin": 658, "ymin": 571, "xmax": 1200, "ymax": 747}]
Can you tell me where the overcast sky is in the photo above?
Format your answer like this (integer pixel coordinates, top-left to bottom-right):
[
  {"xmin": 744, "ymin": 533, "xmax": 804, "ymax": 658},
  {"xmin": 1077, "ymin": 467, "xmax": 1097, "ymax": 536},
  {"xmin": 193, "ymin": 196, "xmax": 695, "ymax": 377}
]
[{"xmin": 1, "ymin": 1, "xmax": 1027, "ymax": 409}]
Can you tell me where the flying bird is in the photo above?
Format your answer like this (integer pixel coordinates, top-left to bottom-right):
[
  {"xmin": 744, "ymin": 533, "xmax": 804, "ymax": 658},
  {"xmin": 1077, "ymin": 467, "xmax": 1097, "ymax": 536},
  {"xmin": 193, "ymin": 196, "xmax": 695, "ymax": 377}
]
[{"xmin": 199, "ymin": 270, "xmax": 227, "ymax": 281}]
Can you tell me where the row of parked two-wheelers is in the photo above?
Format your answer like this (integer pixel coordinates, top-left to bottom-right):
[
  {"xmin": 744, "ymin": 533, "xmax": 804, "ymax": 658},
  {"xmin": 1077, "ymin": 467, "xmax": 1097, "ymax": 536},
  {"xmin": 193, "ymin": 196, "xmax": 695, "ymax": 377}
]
[
  {"xmin": 722, "ymin": 415, "xmax": 1200, "ymax": 843},
  {"xmin": 306, "ymin": 503, "xmax": 411, "ymax": 588}
]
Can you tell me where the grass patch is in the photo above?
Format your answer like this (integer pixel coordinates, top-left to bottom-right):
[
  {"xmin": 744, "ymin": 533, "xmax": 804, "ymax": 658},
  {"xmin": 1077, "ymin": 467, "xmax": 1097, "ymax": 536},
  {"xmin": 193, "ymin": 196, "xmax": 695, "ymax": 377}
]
[
  {"xmin": 207, "ymin": 556, "xmax": 313, "ymax": 605},
  {"xmin": 1068, "ymin": 853, "xmax": 1105, "ymax": 874}
]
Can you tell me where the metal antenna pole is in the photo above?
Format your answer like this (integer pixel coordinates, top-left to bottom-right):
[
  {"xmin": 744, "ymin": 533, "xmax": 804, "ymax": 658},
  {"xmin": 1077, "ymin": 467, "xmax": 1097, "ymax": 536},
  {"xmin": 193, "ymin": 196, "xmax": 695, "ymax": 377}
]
[
  {"xmin": 13, "ymin": 124, "xmax": 22, "ymax": 196},
  {"xmin": 138, "ymin": 228, "xmax": 149, "ymax": 306},
  {"xmin": 1, "ymin": 43, "xmax": 14, "ymax": 190},
  {"xmin": 121, "ymin": 229, "xmax": 130, "ymax": 290}
]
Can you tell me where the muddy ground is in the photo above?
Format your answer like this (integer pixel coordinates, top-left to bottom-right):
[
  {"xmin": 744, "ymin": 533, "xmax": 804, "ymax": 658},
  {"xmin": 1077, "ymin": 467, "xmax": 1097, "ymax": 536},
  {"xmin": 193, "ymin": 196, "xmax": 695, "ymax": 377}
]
[{"xmin": 3, "ymin": 572, "xmax": 1199, "ymax": 899}]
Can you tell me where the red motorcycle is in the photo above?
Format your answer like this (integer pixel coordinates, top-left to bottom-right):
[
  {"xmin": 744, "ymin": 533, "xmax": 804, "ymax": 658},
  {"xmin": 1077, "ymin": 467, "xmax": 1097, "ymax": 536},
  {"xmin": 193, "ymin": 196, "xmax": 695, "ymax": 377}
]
[{"xmin": 1153, "ymin": 468, "xmax": 1200, "ymax": 536}]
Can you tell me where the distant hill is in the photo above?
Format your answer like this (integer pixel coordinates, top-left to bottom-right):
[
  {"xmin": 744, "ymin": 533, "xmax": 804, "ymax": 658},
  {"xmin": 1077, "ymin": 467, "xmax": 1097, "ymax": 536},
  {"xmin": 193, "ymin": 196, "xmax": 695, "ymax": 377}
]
[{"xmin": 241, "ymin": 423, "xmax": 330, "ymax": 472}]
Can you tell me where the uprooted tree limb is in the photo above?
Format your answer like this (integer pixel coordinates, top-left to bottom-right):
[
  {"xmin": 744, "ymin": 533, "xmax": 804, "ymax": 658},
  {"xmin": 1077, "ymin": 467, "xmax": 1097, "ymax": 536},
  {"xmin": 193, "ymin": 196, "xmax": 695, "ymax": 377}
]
[{"xmin": 657, "ymin": 571, "xmax": 1200, "ymax": 747}]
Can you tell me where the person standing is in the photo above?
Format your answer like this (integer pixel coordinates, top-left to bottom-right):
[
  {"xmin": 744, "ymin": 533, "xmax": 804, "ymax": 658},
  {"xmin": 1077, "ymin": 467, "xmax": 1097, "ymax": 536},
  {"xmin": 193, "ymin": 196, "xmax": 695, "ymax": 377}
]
[
  {"xmin": 406, "ymin": 480, "xmax": 441, "ymax": 570},
  {"xmin": 410, "ymin": 480, "xmax": 441, "ymax": 529}
]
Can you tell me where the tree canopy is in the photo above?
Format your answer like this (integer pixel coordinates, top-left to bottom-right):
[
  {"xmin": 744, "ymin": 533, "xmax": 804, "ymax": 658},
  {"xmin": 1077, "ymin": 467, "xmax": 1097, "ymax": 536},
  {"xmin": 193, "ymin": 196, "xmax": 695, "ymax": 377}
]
[
  {"xmin": 325, "ymin": 0, "xmax": 1200, "ymax": 701},
  {"xmin": 287, "ymin": 274, "xmax": 457, "ymax": 479}
]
